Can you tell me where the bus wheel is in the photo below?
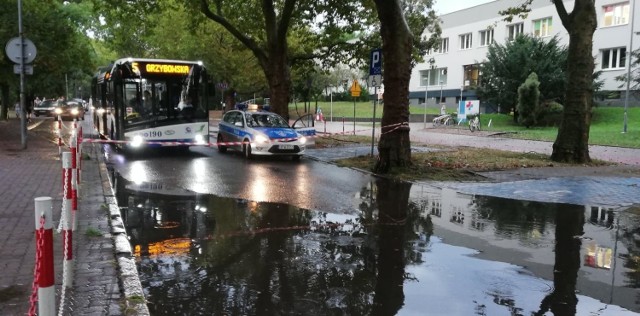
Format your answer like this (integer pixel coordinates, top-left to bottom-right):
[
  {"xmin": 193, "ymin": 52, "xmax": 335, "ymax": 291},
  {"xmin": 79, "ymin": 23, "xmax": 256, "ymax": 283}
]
[
  {"xmin": 243, "ymin": 141, "xmax": 252, "ymax": 159},
  {"xmin": 217, "ymin": 134, "xmax": 227, "ymax": 153}
]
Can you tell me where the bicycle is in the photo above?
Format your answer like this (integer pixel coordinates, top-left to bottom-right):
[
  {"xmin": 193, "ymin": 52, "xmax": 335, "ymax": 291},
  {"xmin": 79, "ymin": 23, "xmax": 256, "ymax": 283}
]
[
  {"xmin": 432, "ymin": 114, "xmax": 456, "ymax": 127},
  {"xmin": 468, "ymin": 115, "xmax": 480, "ymax": 132}
]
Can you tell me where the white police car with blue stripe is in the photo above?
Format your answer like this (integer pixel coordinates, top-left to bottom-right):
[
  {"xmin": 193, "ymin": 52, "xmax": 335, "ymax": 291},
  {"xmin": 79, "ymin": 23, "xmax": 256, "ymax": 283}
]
[{"xmin": 217, "ymin": 105, "xmax": 311, "ymax": 160}]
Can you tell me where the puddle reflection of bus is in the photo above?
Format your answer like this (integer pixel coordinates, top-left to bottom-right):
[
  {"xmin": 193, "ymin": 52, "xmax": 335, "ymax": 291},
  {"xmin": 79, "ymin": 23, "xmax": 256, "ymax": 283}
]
[
  {"xmin": 91, "ymin": 58, "xmax": 214, "ymax": 152},
  {"xmin": 114, "ymin": 176, "xmax": 212, "ymax": 258}
]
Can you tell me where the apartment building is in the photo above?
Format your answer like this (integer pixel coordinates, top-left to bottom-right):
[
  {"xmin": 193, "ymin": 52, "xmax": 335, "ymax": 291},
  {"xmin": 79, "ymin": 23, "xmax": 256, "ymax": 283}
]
[{"xmin": 409, "ymin": 0, "xmax": 637, "ymax": 109}]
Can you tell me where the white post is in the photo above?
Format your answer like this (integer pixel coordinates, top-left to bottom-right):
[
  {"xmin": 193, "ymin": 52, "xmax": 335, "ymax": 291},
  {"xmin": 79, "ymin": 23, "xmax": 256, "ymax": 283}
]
[{"xmin": 61, "ymin": 152, "xmax": 74, "ymax": 287}]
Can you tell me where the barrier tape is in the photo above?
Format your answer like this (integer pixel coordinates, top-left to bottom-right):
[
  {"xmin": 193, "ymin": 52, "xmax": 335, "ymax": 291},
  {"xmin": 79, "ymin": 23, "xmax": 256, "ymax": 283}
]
[{"xmin": 78, "ymin": 121, "xmax": 410, "ymax": 147}]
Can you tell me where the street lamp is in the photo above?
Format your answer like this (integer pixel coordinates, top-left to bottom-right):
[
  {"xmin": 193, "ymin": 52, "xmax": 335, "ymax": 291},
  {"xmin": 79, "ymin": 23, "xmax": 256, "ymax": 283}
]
[{"xmin": 623, "ymin": 0, "xmax": 637, "ymax": 133}]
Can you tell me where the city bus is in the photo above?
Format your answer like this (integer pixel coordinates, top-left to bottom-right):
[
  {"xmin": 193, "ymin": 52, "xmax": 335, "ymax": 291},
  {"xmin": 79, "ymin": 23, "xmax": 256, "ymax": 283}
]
[{"xmin": 91, "ymin": 58, "xmax": 212, "ymax": 150}]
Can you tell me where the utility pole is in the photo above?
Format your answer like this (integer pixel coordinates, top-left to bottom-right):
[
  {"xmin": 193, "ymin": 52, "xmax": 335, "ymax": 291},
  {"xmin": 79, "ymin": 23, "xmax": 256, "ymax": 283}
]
[
  {"xmin": 623, "ymin": 0, "xmax": 636, "ymax": 133},
  {"xmin": 18, "ymin": 0, "xmax": 27, "ymax": 149}
]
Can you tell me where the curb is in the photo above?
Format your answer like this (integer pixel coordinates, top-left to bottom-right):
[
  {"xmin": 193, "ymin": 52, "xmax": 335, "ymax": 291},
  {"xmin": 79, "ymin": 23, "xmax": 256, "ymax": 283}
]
[{"xmin": 96, "ymin": 144, "xmax": 150, "ymax": 315}]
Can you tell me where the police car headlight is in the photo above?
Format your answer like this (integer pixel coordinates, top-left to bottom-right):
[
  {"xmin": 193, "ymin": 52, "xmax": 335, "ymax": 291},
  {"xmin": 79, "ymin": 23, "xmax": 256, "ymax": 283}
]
[
  {"xmin": 131, "ymin": 135, "xmax": 144, "ymax": 148},
  {"xmin": 195, "ymin": 134, "xmax": 205, "ymax": 144},
  {"xmin": 298, "ymin": 135, "xmax": 307, "ymax": 144},
  {"xmin": 254, "ymin": 134, "xmax": 269, "ymax": 144}
]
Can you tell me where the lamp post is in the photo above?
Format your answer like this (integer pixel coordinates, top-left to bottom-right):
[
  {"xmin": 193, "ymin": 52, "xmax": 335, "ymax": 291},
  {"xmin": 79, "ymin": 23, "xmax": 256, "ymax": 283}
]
[
  {"xmin": 623, "ymin": 0, "xmax": 636, "ymax": 133},
  {"xmin": 424, "ymin": 71, "xmax": 430, "ymax": 128}
]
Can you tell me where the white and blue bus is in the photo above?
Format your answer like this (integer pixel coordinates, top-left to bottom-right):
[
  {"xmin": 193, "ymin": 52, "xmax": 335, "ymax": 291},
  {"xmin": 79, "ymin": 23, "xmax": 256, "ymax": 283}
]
[{"xmin": 92, "ymin": 58, "xmax": 212, "ymax": 150}]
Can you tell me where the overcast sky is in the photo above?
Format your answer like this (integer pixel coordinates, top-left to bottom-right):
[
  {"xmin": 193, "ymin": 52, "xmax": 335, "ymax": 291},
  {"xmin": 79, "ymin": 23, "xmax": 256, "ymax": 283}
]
[{"xmin": 432, "ymin": 0, "xmax": 495, "ymax": 15}]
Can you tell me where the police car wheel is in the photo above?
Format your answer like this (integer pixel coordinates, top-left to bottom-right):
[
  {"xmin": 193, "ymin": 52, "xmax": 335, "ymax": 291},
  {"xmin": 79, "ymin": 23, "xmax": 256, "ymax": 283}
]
[
  {"xmin": 243, "ymin": 142, "xmax": 252, "ymax": 159},
  {"xmin": 217, "ymin": 134, "xmax": 227, "ymax": 153}
]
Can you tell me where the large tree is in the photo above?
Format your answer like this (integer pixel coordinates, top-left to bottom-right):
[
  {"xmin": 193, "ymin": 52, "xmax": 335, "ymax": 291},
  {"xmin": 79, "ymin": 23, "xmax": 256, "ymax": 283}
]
[
  {"xmin": 371, "ymin": 0, "xmax": 414, "ymax": 172},
  {"xmin": 198, "ymin": 0, "xmax": 370, "ymax": 120},
  {"xmin": 502, "ymin": 0, "xmax": 597, "ymax": 163}
]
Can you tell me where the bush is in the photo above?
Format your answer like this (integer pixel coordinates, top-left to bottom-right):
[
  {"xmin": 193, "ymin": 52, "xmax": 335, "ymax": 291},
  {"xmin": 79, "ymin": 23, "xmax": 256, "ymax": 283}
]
[
  {"xmin": 536, "ymin": 101, "xmax": 564, "ymax": 126},
  {"xmin": 517, "ymin": 72, "xmax": 540, "ymax": 128}
]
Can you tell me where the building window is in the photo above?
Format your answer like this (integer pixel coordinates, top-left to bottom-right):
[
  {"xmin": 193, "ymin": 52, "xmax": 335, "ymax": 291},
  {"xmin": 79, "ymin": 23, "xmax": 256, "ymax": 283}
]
[
  {"xmin": 479, "ymin": 29, "xmax": 494, "ymax": 46},
  {"xmin": 603, "ymin": 3, "xmax": 630, "ymax": 27},
  {"xmin": 459, "ymin": 33, "xmax": 472, "ymax": 50},
  {"xmin": 601, "ymin": 47, "xmax": 626, "ymax": 69},
  {"xmin": 436, "ymin": 38, "xmax": 449, "ymax": 54},
  {"xmin": 533, "ymin": 17, "xmax": 552, "ymax": 37},
  {"xmin": 420, "ymin": 68, "xmax": 448, "ymax": 87},
  {"xmin": 507, "ymin": 23, "xmax": 524, "ymax": 41},
  {"xmin": 463, "ymin": 64, "xmax": 481, "ymax": 89}
]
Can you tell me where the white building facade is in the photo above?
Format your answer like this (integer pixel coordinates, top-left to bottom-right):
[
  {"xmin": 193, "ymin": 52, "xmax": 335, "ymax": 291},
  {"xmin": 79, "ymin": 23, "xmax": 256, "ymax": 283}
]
[{"xmin": 409, "ymin": 0, "xmax": 638, "ymax": 110}]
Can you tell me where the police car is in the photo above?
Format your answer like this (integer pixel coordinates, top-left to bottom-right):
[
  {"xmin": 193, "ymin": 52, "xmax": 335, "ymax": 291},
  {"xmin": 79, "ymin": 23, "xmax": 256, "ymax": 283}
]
[{"xmin": 217, "ymin": 104, "xmax": 311, "ymax": 160}]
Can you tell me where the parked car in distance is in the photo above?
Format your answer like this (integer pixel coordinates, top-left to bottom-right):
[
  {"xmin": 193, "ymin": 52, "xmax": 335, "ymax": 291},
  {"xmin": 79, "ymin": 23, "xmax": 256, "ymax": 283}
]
[
  {"xmin": 33, "ymin": 99, "xmax": 58, "ymax": 117},
  {"xmin": 54, "ymin": 100, "xmax": 85, "ymax": 120},
  {"xmin": 72, "ymin": 98, "xmax": 88, "ymax": 110}
]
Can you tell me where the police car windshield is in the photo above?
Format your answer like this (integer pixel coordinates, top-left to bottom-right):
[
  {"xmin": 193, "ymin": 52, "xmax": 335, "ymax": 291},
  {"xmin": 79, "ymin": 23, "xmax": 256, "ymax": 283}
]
[{"xmin": 246, "ymin": 113, "xmax": 289, "ymax": 128}]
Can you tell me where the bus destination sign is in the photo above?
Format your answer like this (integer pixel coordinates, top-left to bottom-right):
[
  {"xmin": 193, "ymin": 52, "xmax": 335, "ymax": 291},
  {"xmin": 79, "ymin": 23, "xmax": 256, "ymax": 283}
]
[{"xmin": 133, "ymin": 62, "xmax": 191, "ymax": 75}]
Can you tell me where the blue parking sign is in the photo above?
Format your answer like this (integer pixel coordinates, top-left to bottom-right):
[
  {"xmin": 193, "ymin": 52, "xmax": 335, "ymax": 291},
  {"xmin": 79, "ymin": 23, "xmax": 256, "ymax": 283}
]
[{"xmin": 370, "ymin": 49, "xmax": 382, "ymax": 75}]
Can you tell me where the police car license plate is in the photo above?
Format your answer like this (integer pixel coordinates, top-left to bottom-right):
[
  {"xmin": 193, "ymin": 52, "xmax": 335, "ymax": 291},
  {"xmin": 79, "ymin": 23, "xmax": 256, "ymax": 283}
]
[{"xmin": 279, "ymin": 145, "xmax": 294, "ymax": 150}]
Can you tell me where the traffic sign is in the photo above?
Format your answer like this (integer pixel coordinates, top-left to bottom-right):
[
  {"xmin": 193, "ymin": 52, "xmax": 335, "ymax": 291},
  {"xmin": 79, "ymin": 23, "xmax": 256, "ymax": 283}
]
[
  {"xmin": 369, "ymin": 49, "xmax": 382, "ymax": 75},
  {"xmin": 350, "ymin": 80, "xmax": 362, "ymax": 97},
  {"xmin": 14, "ymin": 64, "xmax": 33, "ymax": 75},
  {"xmin": 367, "ymin": 75, "xmax": 382, "ymax": 88},
  {"xmin": 5, "ymin": 37, "xmax": 37, "ymax": 64}
]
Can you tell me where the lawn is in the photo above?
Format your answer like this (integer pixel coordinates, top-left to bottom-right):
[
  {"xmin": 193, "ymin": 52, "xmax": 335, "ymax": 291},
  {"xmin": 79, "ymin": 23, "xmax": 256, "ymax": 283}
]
[{"xmin": 292, "ymin": 101, "xmax": 640, "ymax": 149}]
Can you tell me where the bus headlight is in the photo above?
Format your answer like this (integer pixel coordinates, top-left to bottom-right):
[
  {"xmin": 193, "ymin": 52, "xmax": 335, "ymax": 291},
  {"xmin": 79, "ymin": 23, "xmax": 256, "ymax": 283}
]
[
  {"xmin": 254, "ymin": 134, "xmax": 269, "ymax": 144},
  {"xmin": 194, "ymin": 134, "xmax": 205, "ymax": 145},
  {"xmin": 131, "ymin": 135, "xmax": 144, "ymax": 148}
]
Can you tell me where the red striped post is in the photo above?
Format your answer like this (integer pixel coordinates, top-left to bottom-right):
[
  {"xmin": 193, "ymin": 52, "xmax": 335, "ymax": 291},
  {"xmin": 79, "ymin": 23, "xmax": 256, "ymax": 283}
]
[
  {"xmin": 61, "ymin": 152, "xmax": 74, "ymax": 287},
  {"xmin": 69, "ymin": 133, "xmax": 78, "ymax": 231},
  {"xmin": 34, "ymin": 197, "xmax": 55, "ymax": 316},
  {"xmin": 77, "ymin": 125, "xmax": 83, "ymax": 183}
]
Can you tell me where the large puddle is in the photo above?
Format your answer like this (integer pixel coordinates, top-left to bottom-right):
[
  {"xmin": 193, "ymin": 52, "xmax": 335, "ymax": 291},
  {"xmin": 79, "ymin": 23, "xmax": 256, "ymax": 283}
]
[{"xmin": 112, "ymin": 173, "xmax": 640, "ymax": 315}]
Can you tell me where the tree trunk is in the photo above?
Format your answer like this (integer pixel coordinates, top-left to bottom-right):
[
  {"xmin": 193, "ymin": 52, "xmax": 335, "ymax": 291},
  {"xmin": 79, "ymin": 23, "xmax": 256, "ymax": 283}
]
[
  {"xmin": 264, "ymin": 56, "xmax": 292, "ymax": 121},
  {"xmin": 373, "ymin": 0, "xmax": 413, "ymax": 174},
  {"xmin": 551, "ymin": 0, "xmax": 596, "ymax": 163},
  {"xmin": 0, "ymin": 83, "xmax": 9, "ymax": 120}
]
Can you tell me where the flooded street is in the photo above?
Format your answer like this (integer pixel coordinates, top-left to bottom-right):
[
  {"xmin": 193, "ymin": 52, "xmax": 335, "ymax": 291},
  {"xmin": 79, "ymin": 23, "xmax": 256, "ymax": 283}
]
[{"xmin": 112, "ymin": 171, "xmax": 640, "ymax": 315}]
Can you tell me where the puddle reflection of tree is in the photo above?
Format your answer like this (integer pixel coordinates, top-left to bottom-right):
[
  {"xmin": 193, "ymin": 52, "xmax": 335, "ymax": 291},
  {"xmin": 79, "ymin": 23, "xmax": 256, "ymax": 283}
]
[{"xmin": 533, "ymin": 205, "xmax": 583, "ymax": 316}]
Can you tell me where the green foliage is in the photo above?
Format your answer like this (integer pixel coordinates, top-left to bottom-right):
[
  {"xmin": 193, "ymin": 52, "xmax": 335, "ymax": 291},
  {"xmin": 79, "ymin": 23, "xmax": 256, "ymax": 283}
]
[
  {"xmin": 536, "ymin": 101, "xmax": 563, "ymax": 126},
  {"xmin": 477, "ymin": 34, "xmax": 567, "ymax": 114},
  {"xmin": 0, "ymin": 0, "xmax": 97, "ymax": 109},
  {"xmin": 517, "ymin": 72, "xmax": 540, "ymax": 127}
]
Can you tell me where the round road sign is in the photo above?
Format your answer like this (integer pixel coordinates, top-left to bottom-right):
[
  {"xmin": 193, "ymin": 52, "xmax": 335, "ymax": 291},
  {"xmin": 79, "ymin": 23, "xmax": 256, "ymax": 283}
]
[{"xmin": 5, "ymin": 37, "xmax": 37, "ymax": 64}]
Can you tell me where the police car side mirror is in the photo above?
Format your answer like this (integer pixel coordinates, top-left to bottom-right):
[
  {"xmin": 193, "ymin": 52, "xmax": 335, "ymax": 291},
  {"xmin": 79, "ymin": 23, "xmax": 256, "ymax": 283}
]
[{"xmin": 234, "ymin": 121, "xmax": 243, "ymax": 127}]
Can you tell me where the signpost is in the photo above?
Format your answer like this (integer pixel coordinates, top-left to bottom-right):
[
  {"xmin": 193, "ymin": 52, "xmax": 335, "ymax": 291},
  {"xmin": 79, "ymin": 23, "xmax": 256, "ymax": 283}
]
[
  {"xmin": 6, "ymin": 0, "xmax": 37, "ymax": 149},
  {"xmin": 368, "ymin": 49, "xmax": 382, "ymax": 156},
  {"xmin": 349, "ymin": 80, "xmax": 362, "ymax": 135}
]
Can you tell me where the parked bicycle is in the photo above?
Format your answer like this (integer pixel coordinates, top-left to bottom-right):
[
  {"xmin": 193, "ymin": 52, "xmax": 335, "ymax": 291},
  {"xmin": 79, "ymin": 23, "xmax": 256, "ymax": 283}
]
[
  {"xmin": 433, "ymin": 114, "xmax": 456, "ymax": 127},
  {"xmin": 468, "ymin": 115, "xmax": 480, "ymax": 132}
]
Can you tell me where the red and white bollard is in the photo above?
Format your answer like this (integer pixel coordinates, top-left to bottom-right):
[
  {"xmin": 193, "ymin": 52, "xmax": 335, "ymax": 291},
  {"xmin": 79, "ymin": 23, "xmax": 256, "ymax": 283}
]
[
  {"xmin": 77, "ymin": 125, "xmax": 83, "ymax": 183},
  {"xmin": 69, "ymin": 133, "xmax": 78, "ymax": 231},
  {"xmin": 61, "ymin": 152, "xmax": 74, "ymax": 287},
  {"xmin": 34, "ymin": 197, "xmax": 55, "ymax": 316}
]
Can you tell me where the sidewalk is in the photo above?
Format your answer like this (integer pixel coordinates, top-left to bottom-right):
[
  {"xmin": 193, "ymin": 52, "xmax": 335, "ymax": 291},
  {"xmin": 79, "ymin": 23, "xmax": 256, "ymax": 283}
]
[
  {"xmin": 0, "ymin": 117, "xmax": 125, "ymax": 315},
  {"xmin": 312, "ymin": 120, "xmax": 640, "ymax": 166}
]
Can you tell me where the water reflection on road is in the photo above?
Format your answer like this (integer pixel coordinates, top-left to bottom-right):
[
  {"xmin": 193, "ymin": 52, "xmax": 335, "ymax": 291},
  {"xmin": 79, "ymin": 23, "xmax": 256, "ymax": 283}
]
[{"xmin": 114, "ymin": 173, "xmax": 640, "ymax": 315}]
